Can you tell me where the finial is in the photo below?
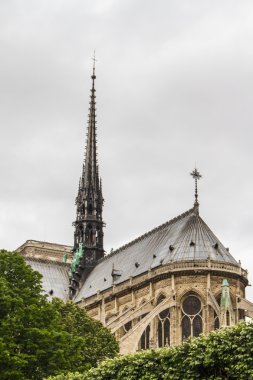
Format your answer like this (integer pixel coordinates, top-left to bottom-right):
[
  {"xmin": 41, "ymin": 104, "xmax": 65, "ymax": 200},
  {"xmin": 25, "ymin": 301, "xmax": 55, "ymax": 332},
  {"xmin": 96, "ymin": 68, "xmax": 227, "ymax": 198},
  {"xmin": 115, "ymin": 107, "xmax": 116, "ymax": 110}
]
[
  {"xmin": 91, "ymin": 50, "xmax": 97, "ymax": 79},
  {"xmin": 190, "ymin": 167, "xmax": 202, "ymax": 207}
]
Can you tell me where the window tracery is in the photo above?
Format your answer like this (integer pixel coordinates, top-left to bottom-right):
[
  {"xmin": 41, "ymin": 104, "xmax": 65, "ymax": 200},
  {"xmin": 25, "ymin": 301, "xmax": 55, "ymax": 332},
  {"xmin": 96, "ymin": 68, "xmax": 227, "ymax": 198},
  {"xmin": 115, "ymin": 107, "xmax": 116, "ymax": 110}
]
[
  {"xmin": 181, "ymin": 294, "xmax": 203, "ymax": 341},
  {"xmin": 123, "ymin": 321, "xmax": 132, "ymax": 333},
  {"xmin": 139, "ymin": 324, "xmax": 150, "ymax": 350},
  {"xmin": 214, "ymin": 311, "xmax": 220, "ymax": 330},
  {"xmin": 138, "ymin": 313, "xmax": 150, "ymax": 350},
  {"xmin": 156, "ymin": 293, "xmax": 166, "ymax": 305},
  {"xmin": 157, "ymin": 308, "xmax": 170, "ymax": 347},
  {"xmin": 156, "ymin": 294, "xmax": 170, "ymax": 347}
]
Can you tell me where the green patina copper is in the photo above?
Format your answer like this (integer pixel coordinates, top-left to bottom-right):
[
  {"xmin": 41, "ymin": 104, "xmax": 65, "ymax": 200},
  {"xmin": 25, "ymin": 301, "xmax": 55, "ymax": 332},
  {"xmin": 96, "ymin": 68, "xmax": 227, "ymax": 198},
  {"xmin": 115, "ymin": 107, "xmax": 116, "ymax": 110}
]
[
  {"xmin": 62, "ymin": 251, "xmax": 68, "ymax": 263},
  {"xmin": 69, "ymin": 243, "xmax": 84, "ymax": 277},
  {"xmin": 222, "ymin": 278, "xmax": 229, "ymax": 287},
  {"xmin": 220, "ymin": 278, "xmax": 231, "ymax": 309}
]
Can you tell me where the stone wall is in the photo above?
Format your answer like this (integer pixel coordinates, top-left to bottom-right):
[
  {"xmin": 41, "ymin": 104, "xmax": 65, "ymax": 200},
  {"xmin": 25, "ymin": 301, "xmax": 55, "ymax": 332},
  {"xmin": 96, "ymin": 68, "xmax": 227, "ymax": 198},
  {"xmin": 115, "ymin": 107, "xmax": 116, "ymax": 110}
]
[{"xmin": 80, "ymin": 262, "xmax": 248, "ymax": 354}]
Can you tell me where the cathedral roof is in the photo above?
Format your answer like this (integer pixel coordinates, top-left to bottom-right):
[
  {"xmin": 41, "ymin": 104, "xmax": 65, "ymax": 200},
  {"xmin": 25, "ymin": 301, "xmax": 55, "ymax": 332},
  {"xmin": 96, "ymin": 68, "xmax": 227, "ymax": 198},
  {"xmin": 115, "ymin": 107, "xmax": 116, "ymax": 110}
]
[
  {"xmin": 75, "ymin": 207, "xmax": 239, "ymax": 301},
  {"xmin": 25, "ymin": 257, "xmax": 70, "ymax": 300},
  {"xmin": 16, "ymin": 240, "xmax": 71, "ymax": 300}
]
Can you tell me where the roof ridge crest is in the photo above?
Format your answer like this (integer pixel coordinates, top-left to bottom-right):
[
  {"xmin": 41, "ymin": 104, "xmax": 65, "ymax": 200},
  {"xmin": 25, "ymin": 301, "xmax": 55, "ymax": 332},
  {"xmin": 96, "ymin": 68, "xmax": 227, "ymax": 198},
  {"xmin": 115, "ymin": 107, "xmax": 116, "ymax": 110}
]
[
  {"xmin": 16, "ymin": 239, "xmax": 72, "ymax": 249},
  {"xmin": 25, "ymin": 256, "xmax": 71, "ymax": 267}
]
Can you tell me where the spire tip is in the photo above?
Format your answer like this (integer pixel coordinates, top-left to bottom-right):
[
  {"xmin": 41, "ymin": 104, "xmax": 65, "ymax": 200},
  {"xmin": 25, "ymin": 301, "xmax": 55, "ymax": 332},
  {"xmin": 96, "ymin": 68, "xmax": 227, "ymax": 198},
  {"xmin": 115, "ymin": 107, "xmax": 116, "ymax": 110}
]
[
  {"xmin": 91, "ymin": 50, "xmax": 97, "ymax": 79},
  {"xmin": 190, "ymin": 167, "xmax": 202, "ymax": 208}
]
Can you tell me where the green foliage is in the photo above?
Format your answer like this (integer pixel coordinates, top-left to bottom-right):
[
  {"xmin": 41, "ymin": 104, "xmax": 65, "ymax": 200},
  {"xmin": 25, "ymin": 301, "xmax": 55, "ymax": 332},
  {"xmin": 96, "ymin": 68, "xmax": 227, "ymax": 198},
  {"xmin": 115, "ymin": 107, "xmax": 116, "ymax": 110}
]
[
  {"xmin": 46, "ymin": 373, "xmax": 83, "ymax": 380},
  {"xmin": 0, "ymin": 250, "xmax": 118, "ymax": 380},
  {"xmin": 48, "ymin": 322, "xmax": 253, "ymax": 380},
  {"xmin": 51, "ymin": 299, "xmax": 119, "ymax": 370}
]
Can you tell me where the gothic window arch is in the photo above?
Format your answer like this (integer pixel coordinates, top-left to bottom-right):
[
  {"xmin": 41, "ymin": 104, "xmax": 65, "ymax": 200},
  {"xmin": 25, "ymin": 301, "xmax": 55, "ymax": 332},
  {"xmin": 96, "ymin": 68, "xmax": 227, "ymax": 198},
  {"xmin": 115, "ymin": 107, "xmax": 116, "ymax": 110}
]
[
  {"xmin": 213, "ymin": 293, "xmax": 221, "ymax": 330},
  {"xmin": 78, "ymin": 225, "xmax": 84, "ymax": 243},
  {"xmin": 156, "ymin": 294, "xmax": 170, "ymax": 347},
  {"xmin": 181, "ymin": 294, "xmax": 203, "ymax": 341},
  {"xmin": 137, "ymin": 312, "xmax": 150, "ymax": 350},
  {"xmin": 155, "ymin": 293, "xmax": 166, "ymax": 305},
  {"xmin": 86, "ymin": 224, "xmax": 93, "ymax": 242},
  {"xmin": 95, "ymin": 226, "xmax": 100, "ymax": 243},
  {"xmin": 139, "ymin": 324, "xmax": 150, "ymax": 350},
  {"xmin": 226, "ymin": 310, "xmax": 230, "ymax": 326},
  {"xmin": 214, "ymin": 311, "xmax": 220, "ymax": 330},
  {"xmin": 123, "ymin": 320, "xmax": 132, "ymax": 333},
  {"xmin": 118, "ymin": 310, "xmax": 133, "ymax": 338}
]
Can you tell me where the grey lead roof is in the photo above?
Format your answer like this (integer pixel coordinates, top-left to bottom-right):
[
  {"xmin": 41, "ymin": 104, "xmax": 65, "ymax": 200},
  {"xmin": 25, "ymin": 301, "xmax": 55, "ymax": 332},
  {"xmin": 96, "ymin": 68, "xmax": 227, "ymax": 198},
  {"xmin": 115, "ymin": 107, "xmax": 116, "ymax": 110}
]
[
  {"xmin": 76, "ymin": 207, "xmax": 239, "ymax": 301},
  {"xmin": 26, "ymin": 258, "xmax": 70, "ymax": 300}
]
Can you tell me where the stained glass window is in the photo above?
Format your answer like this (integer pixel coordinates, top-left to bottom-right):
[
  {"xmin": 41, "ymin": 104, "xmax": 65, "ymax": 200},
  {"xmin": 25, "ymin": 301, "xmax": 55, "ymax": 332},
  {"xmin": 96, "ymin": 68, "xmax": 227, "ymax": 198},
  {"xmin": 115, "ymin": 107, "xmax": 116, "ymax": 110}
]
[
  {"xmin": 140, "ymin": 324, "xmax": 150, "ymax": 350},
  {"xmin": 181, "ymin": 294, "xmax": 203, "ymax": 341},
  {"xmin": 214, "ymin": 315, "xmax": 220, "ymax": 330},
  {"xmin": 157, "ymin": 308, "xmax": 170, "ymax": 347},
  {"xmin": 214, "ymin": 311, "xmax": 220, "ymax": 330},
  {"xmin": 182, "ymin": 295, "xmax": 201, "ymax": 315},
  {"xmin": 182, "ymin": 315, "xmax": 191, "ymax": 340},
  {"xmin": 193, "ymin": 315, "xmax": 202, "ymax": 337}
]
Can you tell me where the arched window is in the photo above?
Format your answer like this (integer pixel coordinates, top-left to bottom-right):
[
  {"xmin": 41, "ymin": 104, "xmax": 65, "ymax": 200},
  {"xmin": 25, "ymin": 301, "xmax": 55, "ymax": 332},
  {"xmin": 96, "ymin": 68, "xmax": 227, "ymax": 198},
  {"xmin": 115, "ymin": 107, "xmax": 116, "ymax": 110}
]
[
  {"xmin": 157, "ymin": 308, "xmax": 170, "ymax": 347},
  {"xmin": 214, "ymin": 312, "xmax": 220, "ymax": 330},
  {"xmin": 88, "ymin": 203, "xmax": 93, "ymax": 215},
  {"xmin": 78, "ymin": 225, "xmax": 83, "ymax": 244},
  {"xmin": 123, "ymin": 321, "xmax": 132, "ymax": 333},
  {"xmin": 181, "ymin": 294, "xmax": 203, "ymax": 341},
  {"xmin": 182, "ymin": 315, "xmax": 191, "ymax": 338},
  {"xmin": 85, "ymin": 224, "xmax": 93, "ymax": 243},
  {"xmin": 138, "ymin": 313, "xmax": 150, "ymax": 350},
  {"xmin": 155, "ymin": 294, "xmax": 170, "ymax": 347},
  {"xmin": 156, "ymin": 294, "xmax": 166, "ymax": 305},
  {"xmin": 192, "ymin": 315, "xmax": 202, "ymax": 337},
  {"xmin": 139, "ymin": 324, "xmax": 150, "ymax": 350},
  {"xmin": 226, "ymin": 310, "xmax": 230, "ymax": 326}
]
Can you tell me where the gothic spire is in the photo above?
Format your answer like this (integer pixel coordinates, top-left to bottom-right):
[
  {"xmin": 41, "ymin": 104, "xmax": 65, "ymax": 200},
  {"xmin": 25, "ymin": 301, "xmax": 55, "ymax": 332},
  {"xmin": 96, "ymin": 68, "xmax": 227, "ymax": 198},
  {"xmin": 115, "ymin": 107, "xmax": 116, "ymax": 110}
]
[
  {"xmin": 83, "ymin": 53, "xmax": 99, "ymax": 189},
  {"xmin": 70, "ymin": 59, "xmax": 105, "ymax": 298}
]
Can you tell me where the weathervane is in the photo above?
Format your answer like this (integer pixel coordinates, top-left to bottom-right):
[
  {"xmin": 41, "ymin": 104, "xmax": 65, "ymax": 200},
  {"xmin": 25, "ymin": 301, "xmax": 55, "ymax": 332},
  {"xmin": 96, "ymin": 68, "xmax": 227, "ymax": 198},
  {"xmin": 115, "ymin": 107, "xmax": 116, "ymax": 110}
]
[{"xmin": 190, "ymin": 167, "xmax": 202, "ymax": 207}]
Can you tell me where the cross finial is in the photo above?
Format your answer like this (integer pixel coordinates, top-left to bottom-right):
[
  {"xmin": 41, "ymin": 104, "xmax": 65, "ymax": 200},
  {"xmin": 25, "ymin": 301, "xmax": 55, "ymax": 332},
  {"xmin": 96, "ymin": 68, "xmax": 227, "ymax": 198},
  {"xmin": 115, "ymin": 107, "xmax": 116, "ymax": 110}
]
[{"xmin": 190, "ymin": 167, "xmax": 202, "ymax": 207}]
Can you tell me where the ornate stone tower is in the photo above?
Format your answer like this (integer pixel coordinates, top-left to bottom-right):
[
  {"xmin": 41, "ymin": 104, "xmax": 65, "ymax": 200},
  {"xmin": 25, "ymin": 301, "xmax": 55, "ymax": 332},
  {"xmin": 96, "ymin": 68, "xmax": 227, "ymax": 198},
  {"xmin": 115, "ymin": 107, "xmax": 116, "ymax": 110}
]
[{"xmin": 70, "ymin": 61, "xmax": 105, "ymax": 298}]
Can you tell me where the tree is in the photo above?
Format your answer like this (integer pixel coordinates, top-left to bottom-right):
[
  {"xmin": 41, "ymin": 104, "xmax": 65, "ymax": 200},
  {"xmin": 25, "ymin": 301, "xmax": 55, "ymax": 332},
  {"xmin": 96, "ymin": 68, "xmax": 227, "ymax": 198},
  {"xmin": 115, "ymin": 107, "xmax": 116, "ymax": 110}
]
[
  {"xmin": 0, "ymin": 250, "xmax": 118, "ymax": 380},
  {"xmin": 47, "ymin": 322, "xmax": 253, "ymax": 380},
  {"xmin": 51, "ymin": 299, "xmax": 119, "ymax": 369}
]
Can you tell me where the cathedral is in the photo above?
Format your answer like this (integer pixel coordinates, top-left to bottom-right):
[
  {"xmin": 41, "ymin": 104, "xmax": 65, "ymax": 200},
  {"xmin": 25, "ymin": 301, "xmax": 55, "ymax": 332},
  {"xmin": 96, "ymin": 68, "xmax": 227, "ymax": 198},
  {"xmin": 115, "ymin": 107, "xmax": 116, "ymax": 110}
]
[{"xmin": 17, "ymin": 64, "xmax": 253, "ymax": 354}]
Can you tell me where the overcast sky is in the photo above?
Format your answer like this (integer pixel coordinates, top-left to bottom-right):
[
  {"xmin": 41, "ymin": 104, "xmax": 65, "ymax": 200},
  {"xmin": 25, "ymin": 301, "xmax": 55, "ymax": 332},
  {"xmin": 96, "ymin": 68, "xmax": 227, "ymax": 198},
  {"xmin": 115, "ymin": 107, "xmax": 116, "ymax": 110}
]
[{"xmin": 1, "ymin": 0, "xmax": 253, "ymax": 299}]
